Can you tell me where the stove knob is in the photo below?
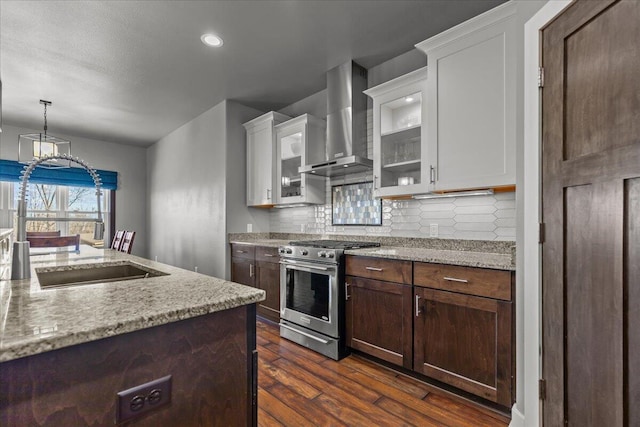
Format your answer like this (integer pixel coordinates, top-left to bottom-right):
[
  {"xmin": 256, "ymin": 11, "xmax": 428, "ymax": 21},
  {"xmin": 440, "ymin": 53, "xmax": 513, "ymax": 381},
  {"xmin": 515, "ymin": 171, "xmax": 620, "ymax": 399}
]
[
  {"xmin": 327, "ymin": 252, "xmax": 335, "ymax": 258},
  {"xmin": 300, "ymin": 249, "xmax": 308, "ymax": 256},
  {"xmin": 286, "ymin": 248, "xmax": 293, "ymax": 254},
  {"xmin": 278, "ymin": 248, "xmax": 285, "ymax": 254},
  {"xmin": 318, "ymin": 251, "xmax": 327, "ymax": 258}
]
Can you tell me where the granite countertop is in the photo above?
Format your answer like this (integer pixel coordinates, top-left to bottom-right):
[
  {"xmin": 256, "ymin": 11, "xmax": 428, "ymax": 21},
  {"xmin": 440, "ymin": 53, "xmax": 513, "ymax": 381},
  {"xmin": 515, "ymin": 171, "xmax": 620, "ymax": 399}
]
[
  {"xmin": 229, "ymin": 233, "xmax": 515, "ymax": 271},
  {"xmin": 0, "ymin": 247, "xmax": 265, "ymax": 363},
  {"xmin": 230, "ymin": 239, "xmax": 290, "ymax": 248},
  {"xmin": 344, "ymin": 247, "xmax": 513, "ymax": 270}
]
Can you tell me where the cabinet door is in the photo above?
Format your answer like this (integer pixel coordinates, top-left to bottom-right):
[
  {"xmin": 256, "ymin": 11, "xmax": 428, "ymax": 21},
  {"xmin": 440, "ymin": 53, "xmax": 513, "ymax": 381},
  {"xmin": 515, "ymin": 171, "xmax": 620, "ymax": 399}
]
[
  {"xmin": 346, "ymin": 276, "xmax": 413, "ymax": 369},
  {"xmin": 231, "ymin": 257, "xmax": 255, "ymax": 288},
  {"xmin": 414, "ymin": 287, "xmax": 512, "ymax": 406},
  {"xmin": 419, "ymin": 8, "xmax": 516, "ymax": 191},
  {"xmin": 256, "ymin": 260, "xmax": 280, "ymax": 322},
  {"xmin": 244, "ymin": 112, "xmax": 290, "ymax": 207},
  {"xmin": 275, "ymin": 115, "xmax": 325, "ymax": 205},
  {"xmin": 366, "ymin": 67, "xmax": 430, "ymax": 198},
  {"xmin": 246, "ymin": 122, "xmax": 275, "ymax": 206}
]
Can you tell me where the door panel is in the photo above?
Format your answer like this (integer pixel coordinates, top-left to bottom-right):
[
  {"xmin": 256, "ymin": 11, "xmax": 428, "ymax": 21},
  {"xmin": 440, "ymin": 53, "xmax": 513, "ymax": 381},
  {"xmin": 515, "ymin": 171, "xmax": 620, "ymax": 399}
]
[
  {"xmin": 256, "ymin": 261, "xmax": 280, "ymax": 322},
  {"xmin": 564, "ymin": 182, "xmax": 623, "ymax": 425},
  {"xmin": 563, "ymin": 0, "xmax": 640, "ymax": 161},
  {"xmin": 542, "ymin": 0, "xmax": 640, "ymax": 424},
  {"xmin": 346, "ymin": 276, "xmax": 412, "ymax": 368},
  {"xmin": 626, "ymin": 178, "xmax": 640, "ymax": 424},
  {"xmin": 414, "ymin": 287, "xmax": 512, "ymax": 406}
]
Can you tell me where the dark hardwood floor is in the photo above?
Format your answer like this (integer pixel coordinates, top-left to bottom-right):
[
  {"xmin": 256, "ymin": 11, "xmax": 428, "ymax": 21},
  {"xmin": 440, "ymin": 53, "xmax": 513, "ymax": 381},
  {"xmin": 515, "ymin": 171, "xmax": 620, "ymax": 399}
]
[{"xmin": 256, "ymin": 319, "xmax": 509, "ymax": 427}]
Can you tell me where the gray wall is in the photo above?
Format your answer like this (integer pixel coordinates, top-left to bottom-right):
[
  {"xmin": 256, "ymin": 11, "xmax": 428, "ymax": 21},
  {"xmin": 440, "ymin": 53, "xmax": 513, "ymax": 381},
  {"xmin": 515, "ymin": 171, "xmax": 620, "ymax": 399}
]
[
  {"xmin": 0, "ymin": 124, "xmax": 148, "ymax": 257},
  {"xmin": 146, "ymin": 100, "xmax": 263, "ymax": 279}
]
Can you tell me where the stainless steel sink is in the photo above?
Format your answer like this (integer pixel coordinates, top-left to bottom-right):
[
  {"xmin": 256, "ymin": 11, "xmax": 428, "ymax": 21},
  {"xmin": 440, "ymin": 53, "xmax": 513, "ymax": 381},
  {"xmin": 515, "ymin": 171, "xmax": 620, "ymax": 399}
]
[{"xmin": 36, "ymin": 262, "xmax": 168, "ymax": 289}]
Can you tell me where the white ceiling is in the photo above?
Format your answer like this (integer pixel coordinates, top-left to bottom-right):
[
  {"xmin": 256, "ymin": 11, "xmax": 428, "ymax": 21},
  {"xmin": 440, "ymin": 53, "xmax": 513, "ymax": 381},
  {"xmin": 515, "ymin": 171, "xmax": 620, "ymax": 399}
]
[{"xmin": 0, "ymin": 0, "xmax": 505, "ymax": 147}]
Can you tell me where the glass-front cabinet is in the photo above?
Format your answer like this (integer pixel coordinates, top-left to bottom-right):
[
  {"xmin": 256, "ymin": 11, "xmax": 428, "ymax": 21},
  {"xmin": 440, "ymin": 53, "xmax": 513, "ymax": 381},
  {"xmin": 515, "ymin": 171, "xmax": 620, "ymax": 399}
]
[
  {"xmin": 275, "ymin": 114, "xmax": 326, "ymax": 205},
  {"xmin": 365, "ymin": 67, "xmax": 429, "ymax": 198}
]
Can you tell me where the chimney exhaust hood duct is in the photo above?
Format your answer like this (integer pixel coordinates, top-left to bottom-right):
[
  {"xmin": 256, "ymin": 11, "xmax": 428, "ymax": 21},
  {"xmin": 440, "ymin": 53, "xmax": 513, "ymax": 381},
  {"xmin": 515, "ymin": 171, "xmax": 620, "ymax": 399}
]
[{"xmin": 299, "ymin": 61, "xmax": 372, "ymax": 177}]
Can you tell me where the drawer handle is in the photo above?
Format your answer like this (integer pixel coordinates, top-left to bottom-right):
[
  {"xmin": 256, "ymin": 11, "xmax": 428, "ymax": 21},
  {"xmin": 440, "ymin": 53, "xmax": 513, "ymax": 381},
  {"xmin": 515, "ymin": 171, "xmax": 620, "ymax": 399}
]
[
  {"xmin": 264, "ymin": 254, "xmax": 276, "ymax": 257},
  {"xmin": 237, "ymin": 250, "xmax": 248, "ymax": 254},
  {"xmin": 443, "ymin": 277, "xmax": 469, "ymax": 284},
  {"xmin": 365, "ymin": 267, "xmax": 384, "ymax": 272},
  {"xmin": 415, "ymin": 295, "xmax": 421, "ymax": 317}
]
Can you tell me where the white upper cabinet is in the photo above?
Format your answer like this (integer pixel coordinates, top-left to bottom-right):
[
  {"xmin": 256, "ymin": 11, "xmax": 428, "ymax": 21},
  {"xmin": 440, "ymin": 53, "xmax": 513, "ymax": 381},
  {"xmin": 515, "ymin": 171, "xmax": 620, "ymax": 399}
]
[
  {"xmin": 365, "ymin": 67, "xmax": 429, "ymax": 198},
  {"xmin": 244, "ymin": 112, "xmax": 291, "ymax": 207},
  {"xmin": 275, "ymin": 114, "xmax": 326, "ymax": 206},
  {"xmin": 416, "ymin": 2, "xmax": 516, "ymax": 192}
]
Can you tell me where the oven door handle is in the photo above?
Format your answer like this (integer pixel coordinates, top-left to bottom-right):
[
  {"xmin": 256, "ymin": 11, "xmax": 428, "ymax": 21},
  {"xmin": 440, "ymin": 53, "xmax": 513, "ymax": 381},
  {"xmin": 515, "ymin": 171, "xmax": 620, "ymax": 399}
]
[
  {"xmin": 279, "ymin": 323, "xmax": 329, "ymax": 344},
  {"xmin": 280, "ymin": 260, "xmax": 331, "ymax": 272}
]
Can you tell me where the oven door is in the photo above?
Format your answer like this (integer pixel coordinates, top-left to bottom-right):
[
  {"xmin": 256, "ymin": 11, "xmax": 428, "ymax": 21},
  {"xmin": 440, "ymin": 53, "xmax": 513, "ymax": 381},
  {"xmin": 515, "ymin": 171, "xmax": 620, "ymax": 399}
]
[{"xmin": 280, "ymin": 259, "xmax": 339, "ymax": 338}]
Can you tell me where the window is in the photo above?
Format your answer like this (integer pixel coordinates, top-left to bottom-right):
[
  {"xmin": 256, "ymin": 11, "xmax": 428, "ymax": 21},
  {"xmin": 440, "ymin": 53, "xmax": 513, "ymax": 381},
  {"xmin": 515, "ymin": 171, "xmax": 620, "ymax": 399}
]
[{"xmin": 2, "ymin": 181, "xmax": 111, "ymax": 247}]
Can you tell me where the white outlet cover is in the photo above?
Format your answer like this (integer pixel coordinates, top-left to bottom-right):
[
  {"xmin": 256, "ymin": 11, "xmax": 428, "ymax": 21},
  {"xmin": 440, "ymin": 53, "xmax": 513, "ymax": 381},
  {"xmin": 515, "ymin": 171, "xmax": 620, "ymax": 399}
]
[
  {"xmin": 247, "ymin": 223, "xmax": 253, "ymax": 233},
  {"xmin": 429, "ymin": 224, "xmax": 438, "ymax": 237}
]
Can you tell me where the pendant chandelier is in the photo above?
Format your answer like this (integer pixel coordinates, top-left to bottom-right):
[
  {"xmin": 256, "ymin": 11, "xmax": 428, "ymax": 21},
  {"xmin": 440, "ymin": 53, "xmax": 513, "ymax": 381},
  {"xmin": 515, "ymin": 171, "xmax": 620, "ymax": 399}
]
[{"xmin": 18, "ymin": 100, "xmax": 71, "ymax": 168}]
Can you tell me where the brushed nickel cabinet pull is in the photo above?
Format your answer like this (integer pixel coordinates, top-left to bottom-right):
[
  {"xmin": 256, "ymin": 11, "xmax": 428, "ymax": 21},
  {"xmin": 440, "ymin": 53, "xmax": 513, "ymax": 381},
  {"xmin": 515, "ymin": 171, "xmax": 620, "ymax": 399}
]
[
  {"xmin": 264, "ymin": 254, "xmax": 276, "ymax": 257},
  {"xmin": 443, "ymin": 276, "xmax": 469, "ymax": 283},
  {"xmin": 249, "ymin": 264, "xmax": 254, "ymax": 278},
  {"xmin": 415, "ymin": 295, "xmax": 421, "ymax": 317},
  {"xmin": 365, "ymin": 266, "xmax": 383, "ymax": 272},
  {"xmin": 430, "ymin": 165, "xmax": 436, "ymax": 184},
  {"xmin": 237, "ymin": 250, "xmax": 247, "ymax": 254},
  {"xmin": 345, "ymin": 282, "xmax": 351, "ymax": 301}
]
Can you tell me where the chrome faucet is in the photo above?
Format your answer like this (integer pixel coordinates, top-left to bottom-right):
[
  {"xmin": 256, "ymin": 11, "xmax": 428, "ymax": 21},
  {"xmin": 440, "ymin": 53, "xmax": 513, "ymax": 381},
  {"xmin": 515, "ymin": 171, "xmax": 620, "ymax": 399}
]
[{"xmin": 11, "ymin": 154, "xmax": 105, "ymax": 280}]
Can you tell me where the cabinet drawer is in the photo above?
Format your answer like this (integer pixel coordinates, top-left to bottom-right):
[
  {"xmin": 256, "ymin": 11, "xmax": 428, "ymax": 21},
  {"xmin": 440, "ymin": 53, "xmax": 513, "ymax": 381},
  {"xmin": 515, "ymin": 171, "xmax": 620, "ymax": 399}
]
[
  {"xmin": 255, "ymin": 246, "xmax": 279, "ymax": 263},
  {"xmin": 231, "ymin": 244, "xmax": 255, "ymax": 260},
  {"xmin": 414, "ymin": 262, "xmax": 511, "ymax": 301},
  {"xmin": 346, "ymin": 256, "xmax": 412, "ymax": 284}
]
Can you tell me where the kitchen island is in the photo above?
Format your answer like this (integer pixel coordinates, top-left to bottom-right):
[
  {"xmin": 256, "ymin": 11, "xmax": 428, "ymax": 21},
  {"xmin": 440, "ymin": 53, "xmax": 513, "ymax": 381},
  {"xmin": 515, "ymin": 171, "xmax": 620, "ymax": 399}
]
[{"xmin": 0, "ymin": 246, "xmax": 264, "ymax": 426}]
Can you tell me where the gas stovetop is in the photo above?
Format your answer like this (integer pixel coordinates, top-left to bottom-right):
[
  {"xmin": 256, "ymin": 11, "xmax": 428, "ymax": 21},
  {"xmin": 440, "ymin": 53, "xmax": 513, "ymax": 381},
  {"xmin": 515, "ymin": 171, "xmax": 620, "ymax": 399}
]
[{"xmin": 288, "ymin": 240, "xmax": 381, "ymax": 250}]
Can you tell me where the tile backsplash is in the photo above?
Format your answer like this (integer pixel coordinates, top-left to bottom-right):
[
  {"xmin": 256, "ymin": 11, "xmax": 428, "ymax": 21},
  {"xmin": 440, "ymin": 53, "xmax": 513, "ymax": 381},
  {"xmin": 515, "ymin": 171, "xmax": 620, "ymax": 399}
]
[{"xmin": 269, "ymin": 182, "xmax": 515, "ymax": 241}]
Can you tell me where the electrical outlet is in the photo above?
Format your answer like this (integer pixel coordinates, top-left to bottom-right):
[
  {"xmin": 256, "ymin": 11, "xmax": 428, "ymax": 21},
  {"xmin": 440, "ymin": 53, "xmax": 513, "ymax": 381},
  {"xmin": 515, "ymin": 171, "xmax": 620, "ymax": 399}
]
[
  {"xmin": 300, "ymin": 224, "xmax": 306, "ymax": 233},
  {"xmin": 247, "ymin": 223, "xmax": 253, "ymax": 233},
  {"xmin": 429, "ymin": 224, "xmax": 439, "ymax": 238},
  {"xmin": 116, "ymin": 375, "xmax": 172, "ymax": 424}
]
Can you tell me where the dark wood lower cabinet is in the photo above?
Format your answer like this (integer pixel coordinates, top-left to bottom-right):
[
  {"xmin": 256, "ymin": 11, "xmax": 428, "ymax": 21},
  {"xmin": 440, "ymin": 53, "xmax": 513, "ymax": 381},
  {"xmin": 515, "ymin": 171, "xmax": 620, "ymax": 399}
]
[
  {"xmin": 231, "ymin": 257, "xmax": 255, "ymax": 287},
  {"xmin": 231, "ymin": 244, "xmax": 281, "ymax": 322},
  {"xmin": 346, "ymin": 255, "xmax": 514, "ymax": 408},
  {"xmin": 345, "ymin": 275, "xmax": 413, "ymax": 369},
  {"xmin": 256, "ymin": 260, "xmax": 280, "ymax": 322},
  {"xmin": 414, "ymin": 287, "xmax": 512, "ymax": 407}
]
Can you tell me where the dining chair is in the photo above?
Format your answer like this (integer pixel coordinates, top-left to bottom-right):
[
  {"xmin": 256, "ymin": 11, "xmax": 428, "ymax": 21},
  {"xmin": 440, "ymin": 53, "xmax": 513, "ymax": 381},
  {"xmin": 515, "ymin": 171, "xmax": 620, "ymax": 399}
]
[
  {"xmin": 111, "ymin": 230, "xmax": 125, "ymax": 250},
  {"xmin": 120, "ymin": 231, "xmax": 135, "ymax": 254}
]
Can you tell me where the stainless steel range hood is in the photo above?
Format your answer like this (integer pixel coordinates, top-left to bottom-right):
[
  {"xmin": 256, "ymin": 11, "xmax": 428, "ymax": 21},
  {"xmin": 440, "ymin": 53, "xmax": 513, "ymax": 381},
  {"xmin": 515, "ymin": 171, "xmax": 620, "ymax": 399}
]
[{"xmin": 299, "ymin": 61, "xmax": 372, "ymax": 177}]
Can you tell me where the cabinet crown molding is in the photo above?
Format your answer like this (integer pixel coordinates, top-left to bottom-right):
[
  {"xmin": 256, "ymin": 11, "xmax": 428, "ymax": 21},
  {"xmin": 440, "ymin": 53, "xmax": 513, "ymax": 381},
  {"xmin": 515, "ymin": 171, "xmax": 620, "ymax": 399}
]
[
  {"xmin": 415, "ymin": 1, "xmax": 516, "ymax": 54},
  {"xmin": 364, "ymin": 66, "xmax": 428, "ymax": 98},
  {"xmin": 275, "ymin": 113, "xmax": 326, "ymax": 132},
  {"xmin": 243, "ymin": 111, "xmax": 291, "ymax": 130}
]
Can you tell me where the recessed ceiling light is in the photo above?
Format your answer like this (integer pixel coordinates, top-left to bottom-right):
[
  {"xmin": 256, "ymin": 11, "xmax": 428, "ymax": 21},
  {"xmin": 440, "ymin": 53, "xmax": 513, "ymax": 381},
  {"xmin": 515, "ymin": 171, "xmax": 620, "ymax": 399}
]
[
  {"xmin": 405, "ymin": 96, "xmax": 414, "ymax": 103},
  {"xmin": 201, "ymin": 34, "xmax": 223, "ymax": 47}
]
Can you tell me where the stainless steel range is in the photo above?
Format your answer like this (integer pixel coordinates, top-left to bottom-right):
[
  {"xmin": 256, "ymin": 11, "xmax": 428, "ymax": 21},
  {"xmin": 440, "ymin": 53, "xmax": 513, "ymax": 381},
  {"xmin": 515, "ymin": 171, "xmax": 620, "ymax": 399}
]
[{"xmin": 278, "ymin": 240, "xmax": 380, "ymax": 360}]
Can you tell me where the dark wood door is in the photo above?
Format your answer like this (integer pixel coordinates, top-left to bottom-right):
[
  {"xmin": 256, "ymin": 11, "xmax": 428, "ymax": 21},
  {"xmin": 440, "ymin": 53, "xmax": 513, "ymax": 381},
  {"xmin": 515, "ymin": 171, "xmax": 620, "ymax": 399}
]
[
  {"xmin": 413, "ymin": 287, "xmax": 512, "ymax": 407},
  {"xmin": 345, "ymin": 276, "xmax": 413, "ymax": 369},
  {"xmin": 541, "ymin": 1, "xmax": 640, "ymax": 425},
  {"xmin": 256, "ymin": 260, "xmax": 280, "ymax": 322},
  {"xmin": 231, "ymin": 257, "xmax": 255, "ymax": 287}
]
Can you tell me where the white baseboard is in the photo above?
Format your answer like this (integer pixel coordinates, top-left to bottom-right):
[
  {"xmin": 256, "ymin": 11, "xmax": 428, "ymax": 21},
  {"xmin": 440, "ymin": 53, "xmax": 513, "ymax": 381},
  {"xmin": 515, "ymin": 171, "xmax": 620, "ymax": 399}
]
[{"xmin": 510, "ymin": 404, "xmax": 525, "ymax": 427}]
